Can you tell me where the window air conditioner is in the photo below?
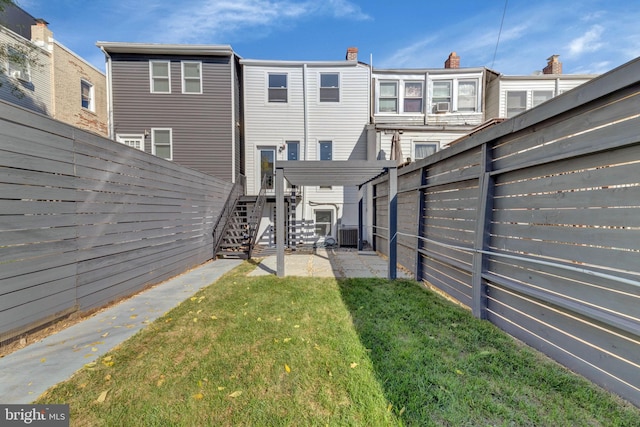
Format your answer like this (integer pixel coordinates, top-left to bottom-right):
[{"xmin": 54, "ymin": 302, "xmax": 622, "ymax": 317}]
[{"xmin": 435, "ymin": 102, "xmax": 450, "ymax": 113}]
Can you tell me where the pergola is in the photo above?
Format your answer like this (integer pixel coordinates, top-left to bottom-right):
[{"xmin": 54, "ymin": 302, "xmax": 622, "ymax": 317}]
[{"xmin": 274, "ymin": 160, "xmax": 399, "ymax": 279}]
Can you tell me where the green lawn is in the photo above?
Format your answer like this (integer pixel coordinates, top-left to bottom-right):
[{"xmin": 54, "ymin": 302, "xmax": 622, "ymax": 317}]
[{"xmin": 37, "ymin": 262, "xmax": 640, "ymax": 426}]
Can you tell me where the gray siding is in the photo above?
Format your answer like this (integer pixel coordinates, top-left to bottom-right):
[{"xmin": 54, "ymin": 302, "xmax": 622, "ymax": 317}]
[
  {"xmin": 110, "ymin": 53, "xmax": 236, "ymax": 181},
  {"xmin": 0, "ymin": 100, "xmax": 234, "ymax": 342},
  {"xmin": 372, "ymin": 58, "xmax": 640, "ymax": 407}
]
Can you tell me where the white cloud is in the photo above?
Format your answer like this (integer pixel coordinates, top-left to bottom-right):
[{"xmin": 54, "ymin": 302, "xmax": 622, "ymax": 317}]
[
  {"xmin": 568, "ymin": 25, "xmax": 605, "ymax": 57},
  {"xmin": 157, "ymin": 0, "xmax": 369, "ymax": 43}
]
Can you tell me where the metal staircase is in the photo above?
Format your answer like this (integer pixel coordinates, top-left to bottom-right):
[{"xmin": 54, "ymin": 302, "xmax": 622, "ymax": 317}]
[{"xmin": 215, "ymin": 175, "xmax": 268, "ymax": 259}]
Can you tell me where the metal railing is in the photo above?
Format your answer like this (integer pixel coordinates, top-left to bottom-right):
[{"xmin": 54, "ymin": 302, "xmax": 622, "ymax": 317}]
[
  {"xmin": 246, "ymin": 173, "xmax": 269, "ymax": 258},
  {"xmin": 212, "ymin": 174, "xmax": 245, "ymax": 258}
]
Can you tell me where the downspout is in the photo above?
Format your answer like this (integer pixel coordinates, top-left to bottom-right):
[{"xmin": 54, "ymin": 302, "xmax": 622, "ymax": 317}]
[
  {"xmin": 99, "ymin": 46, "xmax": 114, "ymax": 139},
  {"xmin": 302, "ymin": 63, "xmax": 308, "ymax": 227},
  {"xmin": 230, "ymin": 54, "xmax": 236, "ymax": 183}
]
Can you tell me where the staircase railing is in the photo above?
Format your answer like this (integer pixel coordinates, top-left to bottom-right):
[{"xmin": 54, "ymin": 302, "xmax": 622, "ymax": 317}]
[
  {"xmin": 212, "ymin": 174, "xmax": 245, "ymax": 259},
  {"xmin": 246, "ymin": 174, "xmax": 269, "ymax": 258}
]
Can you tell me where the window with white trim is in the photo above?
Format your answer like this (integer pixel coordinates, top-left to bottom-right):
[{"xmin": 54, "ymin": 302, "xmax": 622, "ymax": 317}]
[
  {"xmin": 7, "ymin": 47, "xmax": 31, "ymax": 82},
  {"xmin": 320, "ymin": 73, "xmax": 339, "ymax": 102},
  {"xmin": 314, "ymin": 210, "xmax": 333, "ymax": 237},
  {"xmin": 182, "ymin": 61, "xmax": 202, "ymax": 94},
  {"xmin": 81, "ymin": 80, "xmax": 94, "ymax": 111},
  {"xmin": 287, "ymin": 141, "xmax": 299, "ymax": 161},
  {"xmin": 404, "ymin": 82, "xmax": 423, "ymax": 113},
  {"xmin": 116, "ymin": 134, "xmax": 145, "ymax": 151},
  {"xmin": 268, "ymin": 73, "xmax": 287, "ymax": 102},
  {"xmin": 532, "ymin": 90, "xmax": 553, "ymax": 107},
  {"xmin": 414, "ymin": 142, "xmax": 438, "ymax": 160},
  {"xmin": 457, "ymin": 80, "xmax": 477, "ymax": 112},
  {"xmin": 150, "ymin": 61, "xmax": 170, "ymax": 93},
  {"xmin": 432, "ymin": 81, "xmax": 452, "ymax": 112},
  {"xmin": 506, "ymin": 91, "xmax": 527, "ymax": 118},
  {"xmin": 379, "ymin": 81, "xmax": 398, "ymax": 112},
  {"xmin": 152, "ymin": 128, "xmax": 172, "ymax": 160},
  {"xmin": 319, "ymin": 141, "xmax": 332, "ymax": 161}
]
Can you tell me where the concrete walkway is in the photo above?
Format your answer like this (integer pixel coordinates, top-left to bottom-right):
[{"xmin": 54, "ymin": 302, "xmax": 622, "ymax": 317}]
[
  {"xmin": 0, "ymin": 259, "xmax": 242, "ymax": 404},
  {"xmin": 0, "ymin": 249, "xmax": 410, "ymax": 404},
  {"xmin": 249, "ymin": 247, "xmax": 412, "ymax": 279}
]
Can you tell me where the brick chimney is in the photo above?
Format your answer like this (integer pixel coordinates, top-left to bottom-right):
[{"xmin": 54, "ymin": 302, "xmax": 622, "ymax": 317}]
[
  {"xmin": 346, "ymin": 47, "xmax": 358, "ymax": 61},
  {"xmin": 31, "ymin": 19, "xmax": 54, "ymax": 52},
  {"xmin": 444, "ymin": 52, "xmax": 460, "ymax": 69},
  {"xmin": 543, "ymin": 55, "xmax": 562, "ymax": 74}
]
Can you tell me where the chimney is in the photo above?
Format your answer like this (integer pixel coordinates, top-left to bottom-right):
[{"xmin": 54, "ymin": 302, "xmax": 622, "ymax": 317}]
[
  {"xmin": 444, "ymin": 52, "xmax": 460, "ymax": 69},
  {"xmin": 346, "ymin": 47, "xmax": 358, "ymax": 61},
  {"xmin": 31, "ymin": 19, "xmax": 53, "ymax": 51},
  {"xmin": 543, "ymin": 55, "xmax": 562, "ymax": 74}
]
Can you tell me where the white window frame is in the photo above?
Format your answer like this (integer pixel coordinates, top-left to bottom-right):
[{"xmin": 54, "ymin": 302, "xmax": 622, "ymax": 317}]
[
  {"xmin": 506, "ymin": 90, "xmax": 527, "ymax": 118},
  {"xmin": 378, "ymin": 80, "xmax": 398, "ymax": 113},
  {"xmin": 181, "ymin": 61, "xmax": 202, "ymax": 94},
  {"xmin": 151, "ymin": 128, "xmax": 173, "ymax": 160},
  {"xmin": 7, "ymin": 47, "xmax": 31, "ymax": 82},
  {"xmin": 319, "ymin": 72, "xmax": 340, "ymax": 102},
  {"xmin": 149, "ymin": 61, "xmax": 171, "ymax": 94},
  {"xmin": 314, "ymin": 209, "xmax": 333, "ymax": 237},
  {"xmin": 116, "ymin": 134, "xmax": 145, "ymax": 151},
  {"xmin": 81, "ymin": 79, "xmax": 95, "ymax": 112},
  {"xmin": 403, "ymin": 81, "xmax": 424, "ymax": 113},
  {"xmin": 413, "ymin": 141, "xmax": 438, "ymax": 160},
  {"xmin": 318, "ymin": 140, "xmax": 332, "ymax": 161},
  {"xmin": 432, "ymin": 80, "xmax": 452, "ymax": 113},
  {"xmin": 287, "ymin": 141, "xmax": 300, "ymax": 161},
  {"xmin": 457, "ymin": 80, "xmax": 478, "ymax": 112},
  {"xmin": 532, "ymin": 90, "xmax": 554, "ymax": 107},
  {"xmin": 268, "ymin": 72, "xmax": 288, "ymax": 103}
]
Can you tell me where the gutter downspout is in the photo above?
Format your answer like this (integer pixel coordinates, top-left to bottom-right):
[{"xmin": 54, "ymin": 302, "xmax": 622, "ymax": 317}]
[
  {"xmin": 302, "ymin": 63, "xmax": 309, "ymax": 228},
  {"xmin": 230, "ymin": 54, "xmax": 236, "ymax": 183},
  {"xmin": 99, "ymin": 46, "xmax": 114, "ymax": 140}
]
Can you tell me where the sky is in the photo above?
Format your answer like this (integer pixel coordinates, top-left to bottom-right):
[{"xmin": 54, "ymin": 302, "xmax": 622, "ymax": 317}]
[{"xmin": 16, "ymin": 0, "xmax": 640, "ymax": 76}]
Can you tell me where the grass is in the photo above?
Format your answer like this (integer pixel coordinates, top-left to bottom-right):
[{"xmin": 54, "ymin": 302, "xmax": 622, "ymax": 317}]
[{"xmin": 36, "ymin": 262, "xmax": 640, "ymax": 426}]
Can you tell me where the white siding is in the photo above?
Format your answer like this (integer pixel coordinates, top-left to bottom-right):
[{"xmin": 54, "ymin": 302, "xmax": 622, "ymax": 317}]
[
  {"xmin": 0, "ymin": 28, "xmax": 52, "ymax": 115},
  {"xmin": 242, "ymin": 60, "xmax": 370, "ymax": 241}
]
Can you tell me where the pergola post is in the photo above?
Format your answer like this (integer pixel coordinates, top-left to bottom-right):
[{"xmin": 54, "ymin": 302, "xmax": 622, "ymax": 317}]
[
  {"xmin": 358, "ymin": 185, "xmax": 364, "ymax": 251},
  {"xmin": 388, "ymin": 166, "xmax": 397, "ymax": 280},
  {"xmin": 276, "ymin": 167, "xmax": 285, "ymax": 277}
]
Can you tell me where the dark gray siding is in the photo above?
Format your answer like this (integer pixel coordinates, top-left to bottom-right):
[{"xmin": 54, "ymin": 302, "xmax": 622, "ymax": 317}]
[{"xmin": 111, "ymin": 53, "xmax": 235, "ymax": 181}]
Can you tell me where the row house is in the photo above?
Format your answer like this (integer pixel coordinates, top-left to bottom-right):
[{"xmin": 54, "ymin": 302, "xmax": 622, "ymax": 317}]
[
  {"xmin": 0, "ymin": 3, "xmax": 108, "ymax": 136},
  {"xmin": 97, "ymin": 42, "xmax": 243, "ymax": 182},
  {"xmin": 240, "ymin": 47, "xmax": 370, "ymax": 246},
  {"xmin": 371, "ymin": 52, "xmax": 499, "ymax": 163}
]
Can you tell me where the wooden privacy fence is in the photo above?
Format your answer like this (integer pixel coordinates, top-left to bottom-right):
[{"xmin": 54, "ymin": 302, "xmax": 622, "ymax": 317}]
[
  {"xmin": 0, "ymin": 100, "xmax": 235, "ymax": 343},
  {"xmin": 372, "ymin": 58, "xmax": 640, "ymax": 406}
]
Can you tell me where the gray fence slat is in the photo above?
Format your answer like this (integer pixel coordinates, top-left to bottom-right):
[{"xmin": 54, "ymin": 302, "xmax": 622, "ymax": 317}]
[
  {"xmin": 493, "ymin": 185, "xmax": 640, "ymax": 210},
  {"xmin": 493, "ymin": 207, "xmax": 640, "ymax": 229},
  {"xmin": 0, "ymin": 239, "xmax": 77, "ymax": 264}
]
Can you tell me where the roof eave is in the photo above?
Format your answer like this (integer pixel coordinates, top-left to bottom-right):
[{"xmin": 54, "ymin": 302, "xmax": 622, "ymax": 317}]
[{"xmin": 95, "ymin": 42, "xmax": 236, "ymax": 57}]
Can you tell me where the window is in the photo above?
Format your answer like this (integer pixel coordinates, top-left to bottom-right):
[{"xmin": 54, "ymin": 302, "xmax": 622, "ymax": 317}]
[
  {"xmin": 182, "ymin": 61, "xmax": 202, "ymax": 94},
  {"xmin": 379, "ymin": 81, "xmax": 398, "ymax": 112},
  {"xmin": 314, "ymin": 210, "xmax": 333, "ymax": 237},
  {"xmin": 116, "ymin": 134, "xmax": 144, "ymax": 151},
  {"xmin": 404, "ymin": 82, "xmax": 423, "ymax": 113},
  {"xmin": 532, "ymin": 90, "xmax": 553, "ymax": 107},
  {"xmin": 320, "ymin": 73, "xmax": 339, "ymax": 102},
  {"xmin": 506, "ymin": 91, "xmax": 527, "ymax": 117},
  {"xmin": 7, "ymin": 47, "xmax": 30, "ymax": 82},
  {"xmin": 81, "ymin": 80, "xmax": 94, "ymax": 111},
  {"xmin": 287, "ymin": 141, "xmax": 299, "ymax": 161},
  {"xmin": 414, "ymin": 142, "xmax": 438, "ymax": 160},
  {"xmin": 268, "ymin": 73, "xmax": 287, "ymax": 102},
  {"xmin": 457, "ymin": 80, "xmax": 477, "ymax": 112},
  {"xmin": 432, "ymin": 81, "xmax": 452, "ymax": 112},
  {"xmin": 152, "ymin": 128, "xmax": 172, "ymax": 160},
  {"xmin": 150, "ymin": 61, "xmax": 170, "ymax": 93},
  {"xmin": 319, "ymin": 141, "xmax": 332, "ymax": 161}
]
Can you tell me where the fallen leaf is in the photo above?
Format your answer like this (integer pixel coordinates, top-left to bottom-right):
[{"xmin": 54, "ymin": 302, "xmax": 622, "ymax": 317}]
[
  {"xmin": 217, "ymin": 386, "xmax": 225, "ymax": 391},
  {"xmin": 257, "ymin": 317, "xmax": 262, "ymax": 322},
  {"xmin": 399, "ymin": 406, "xmax": 406, "ymax": 416},
  {"xmin": 130, "ymin": 314, "xmax": 137, "ymax": 319},
  {"xmin": 40, "ymin": 358, "xmax": 46, "ymax": 363},
  {"xmin": 96, "ymin": 390, "xmax": 109, "ymax": 403},
  {"xmin": 192, "ymin": 393, "xmax": 204, "ymax": 400},
  {"xmin": 196, "ymin": 309, "xmax": 203, "ymax": 314},
  {"xmin": 387, "ymin": 403, "xmax": 393, "ymax": 412},
  {"xmin": 294, "ymin": 325, "xmax": 300, "ymax": 328},
  {"xmin": 455, "ymin": 369, "xmax": 464, "ymax": 376},
  {"xmin": 104, "ymin": 374, "xmax": 112, "ymax": 381},
  {"xmin": 165, "ymin": 318, "xmax": 172, "ymax": 323},
  {"xmin": 276, "ymin": 317, "xmax": 281, "ymax": 321},
  {"xmin": 103, "ymin": 356, "xmax": 112, "ymax": 362},
  {"xmin": 193, "ymin": 318, "xmax": 198, "ymax": 323},
  {"xmin": 157, "ymin": 377, "xmax": 165, "ymax": 387},
  {"xmin": 84, "ymin": 362, "xmax": 97, "ymax": 368},
  {"xmin": 190, "ymin": 297, "xmax": 197, "ymax": 301},
  {"xmin": 283, "ymin": 337, "xmax": 291, "ymax": 343},
  {"xmin": 350, "ymin": 362, "xmax": 358, "ymax": 369},
  {"xmin": 284, "ymin": 364, "xmax": 291, "ymax": 373},
  {"xmin": 101, "ymin": 332, "xmax": 109, "ymax": 338},
  {"xmin": 210, "ymin": 315, "xmax": 218, "ymax": 320},
  {"xmin": 228, "ymin": 390, "xmax": 242, "ymax": 398},
  {"xmin": 91, "ymin": 347, "xmax": 98, "ymax": 352}
]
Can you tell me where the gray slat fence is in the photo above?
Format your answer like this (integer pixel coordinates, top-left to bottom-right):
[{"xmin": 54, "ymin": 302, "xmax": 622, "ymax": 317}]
[
  {"xmin": 0, "ymin": 100, "xmax": 235, "ymax": 342},
  {"xmin": 371, "ymin": 57, "xmax": 640, "ymax": 406}
]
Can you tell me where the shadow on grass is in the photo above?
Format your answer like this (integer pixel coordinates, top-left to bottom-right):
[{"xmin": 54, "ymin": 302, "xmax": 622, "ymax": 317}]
[{"xmin": 336, "ymin": 277, "xmax": 640, "ymax": 427}]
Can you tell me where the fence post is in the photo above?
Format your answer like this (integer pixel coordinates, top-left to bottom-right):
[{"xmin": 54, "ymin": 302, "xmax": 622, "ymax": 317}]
[
  {"xmin": 388, "ymin": 166, "xmax": 398, "ymax": 280},
  {"xmin": 471, "ymin": 142, "xmax": 494, "ymax": 319},
  {"xmin": 415, "ymin": 166, "xmax": 427, "ymax": 281},
  {"xmin": 276, "ymin": 167, "xmax": 285, "ymax": 277}
]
